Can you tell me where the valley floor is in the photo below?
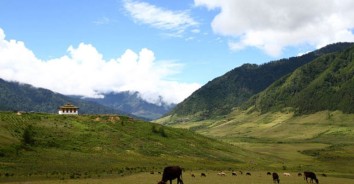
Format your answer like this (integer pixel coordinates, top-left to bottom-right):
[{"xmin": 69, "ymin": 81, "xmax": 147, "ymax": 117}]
[
  {"xmin": 1, "ymin": 171, "xmax": 353, "ymax": 184},
  {"xmin": 163, "ymin": 110, "xmax": 354, "ymax": 174}
]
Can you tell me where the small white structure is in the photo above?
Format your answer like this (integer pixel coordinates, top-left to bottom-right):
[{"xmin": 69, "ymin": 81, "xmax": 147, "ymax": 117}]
[{"xmin": 58, "ymin": 103, "xmax": 79, "ymax": 115}]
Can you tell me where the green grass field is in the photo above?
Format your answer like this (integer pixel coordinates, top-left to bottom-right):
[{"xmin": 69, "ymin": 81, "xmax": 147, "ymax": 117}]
[
  {"xmin": 1, "ymin": 110, "xmax": 354, "ymax": 183},
  {"xmin": 1, "ymin": 171, "xmax": 353, "ymax": 184},
  {"xmin": 0, "ymin": 111, "xmax": 267, "ymax": 182},
  {"xmin": 162, "ymin": 110, "xmax": 354, "ymax": 176}
]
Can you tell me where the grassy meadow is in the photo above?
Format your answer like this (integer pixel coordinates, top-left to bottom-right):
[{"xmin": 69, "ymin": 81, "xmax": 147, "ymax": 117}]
[
  {"xmin": 0, "ymin": 111, "xmax": 269, "ymax": 182},
  {"xmin": 1, "ymin": 171, "xmax": 353, "ymax": 184},
  {"xmin": 161, "ymin": 110, "xmax": 354, "ymax": 176},
  {"xmin": 1, "ymin": 110, "xmax": 354, "ymax": 183}
]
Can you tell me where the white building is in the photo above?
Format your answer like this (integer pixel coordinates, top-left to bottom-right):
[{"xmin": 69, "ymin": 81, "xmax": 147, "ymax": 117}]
[{"xmin": 58, "ymin": 103, "xmax": 79, "ymax": 115}]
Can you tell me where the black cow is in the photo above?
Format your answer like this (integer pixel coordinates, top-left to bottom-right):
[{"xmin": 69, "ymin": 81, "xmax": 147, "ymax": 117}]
[
  {"xmin": 246, "ymin": 172, "xmax": 251, "ymax": 176},
  {"xmin": 304, "ymin": 171, "xmax": 319, "ymax": 184},
  {"xmin": 158, "ymin": 166, "xmax": 183, "ymax": 184},
  {"xmin": 267, "ymin": 172, "xmax": 272, "ymax": 175},
  {"xmin": 272, "ymin": 172, "xmax": 280, "ymax": 184},
  {"xmin": 201, "ymin": 173, "xmax": 206, "ymax": 177}
]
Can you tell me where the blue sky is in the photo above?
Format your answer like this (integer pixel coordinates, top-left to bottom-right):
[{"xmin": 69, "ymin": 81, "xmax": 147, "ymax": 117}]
[{"xmin": 1, "ymin": 0, "xmax": 354, "ymax": 104}]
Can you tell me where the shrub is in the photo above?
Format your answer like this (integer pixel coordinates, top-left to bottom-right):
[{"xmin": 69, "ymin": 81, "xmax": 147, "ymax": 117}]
[{"xmin": 22, "ymin": 125, "xmax": 35, "ymax": 146}]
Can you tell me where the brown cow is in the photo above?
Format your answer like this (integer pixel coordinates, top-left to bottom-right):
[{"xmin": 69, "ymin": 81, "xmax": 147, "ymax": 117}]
[
  {"xmin": 304, "ymin": 171, "xmax": 319, "ymax": 184},
  {"xmin": 272, "ymin": 172, "xmax": 280, "ymax": 184},
  {"xmin": 158, "ymin": 166, "xmax": 183, "ymax": 184}
]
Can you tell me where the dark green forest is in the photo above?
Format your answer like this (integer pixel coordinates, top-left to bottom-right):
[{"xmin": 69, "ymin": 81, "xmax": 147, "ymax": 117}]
[
  {"xmin": 249, "ymin": 46, "xmax": 354, "ymax": 114},
  {"xmin": 168, "ymin": 42, "xmax": 354, "ymax": 119}
]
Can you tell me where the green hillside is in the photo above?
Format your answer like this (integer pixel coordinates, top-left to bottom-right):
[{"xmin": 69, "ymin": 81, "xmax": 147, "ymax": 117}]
[
  {"xmin": 248, "ymin": 44, "xmax": 354, "ymax": 114},
  {"xmin": 0, "ymin": 112, "xmax": 268, "ymax": 181},
  {"xmin": 164, "ymin": 42, "xmax": 353, "ymax": 122}
]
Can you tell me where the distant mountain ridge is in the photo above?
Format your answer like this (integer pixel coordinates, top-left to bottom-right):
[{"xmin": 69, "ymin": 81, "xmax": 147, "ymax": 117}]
[
  {"xmin": 166, "ymin": 42, "xmax": 354, "ymax": 121},
  {"xmin": 0, "ymin": 78, "xmax": 123, "ymax": 115},
  {"xmin": 0, "ymin": 78, "xmax": 174, "ymax": 120},
  {"xmin": 81, "ymin": 92, "xmax": 175, "ymax": 120}
]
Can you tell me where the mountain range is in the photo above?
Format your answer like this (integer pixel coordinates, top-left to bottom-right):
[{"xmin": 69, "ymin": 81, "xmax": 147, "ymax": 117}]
[
  {"xmin": 80, "ymin": 91, "xmax": 175, "ymax": 120},
  {"xmin": 1, "ymin": 42, "xmax": 353, "ymax": 122},
  {"xmin": 0, "ymin": 79, "xmax": 173, "ymax": 120},
  {"xmin": 163, "ymin": 42, "xmax": 354, "ymax": 122}
]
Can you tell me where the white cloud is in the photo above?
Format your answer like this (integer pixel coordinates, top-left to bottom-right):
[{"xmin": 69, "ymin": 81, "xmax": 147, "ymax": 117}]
[
  {"xmin": 93, "ymin": 16, "xmax": 111, "ymax": 25},
  {"xmin": 194, "ymin": 0, "xmax": 354, "ymax": 56},
  {"xmin": 0, "ymin": 28, "xmax": 200, "ymax": 104},
  {"xmin": 123, "ymin": 0, "xmax": 198, "ymax": 36}
]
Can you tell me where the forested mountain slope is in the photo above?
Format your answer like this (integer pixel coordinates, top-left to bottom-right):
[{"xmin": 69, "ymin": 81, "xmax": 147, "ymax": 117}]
[
  {"xmin": 166, "ymin": 43, "xmax": 353, "ymax": 121},
  {"xmin": 246, "ymin": 45, "xmax": 354, "ymax": 114}
]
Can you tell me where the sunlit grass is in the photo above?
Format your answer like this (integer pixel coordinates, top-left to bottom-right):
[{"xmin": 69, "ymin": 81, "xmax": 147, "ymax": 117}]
[{"xmin": 1, "ymin": 171, "xmax": 353, "ymax": 184}]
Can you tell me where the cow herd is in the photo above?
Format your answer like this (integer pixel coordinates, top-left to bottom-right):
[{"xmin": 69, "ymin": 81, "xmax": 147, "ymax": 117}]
[{"xmin": 156, "ymin": 166, "xmax": 322, "ymax": 184}]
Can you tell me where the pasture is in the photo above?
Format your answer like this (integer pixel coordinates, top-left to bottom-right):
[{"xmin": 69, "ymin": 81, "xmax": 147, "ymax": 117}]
[
  {"xmin": 170, "ymin": 110, "xmax": 354, "ymax": 174},
  {"xmin": 1, "ymin": 171, "xmax": 353, "ymax": 184}
]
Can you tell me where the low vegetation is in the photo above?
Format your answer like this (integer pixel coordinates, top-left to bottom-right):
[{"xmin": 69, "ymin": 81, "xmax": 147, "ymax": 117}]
[
  {"xmin": 0, "ymin": 111, "xmax": 269, "ymax": 182},
  {"xmin": 164, "ymin": 109, "xmax": 354, "ymax": 177},
  {"xmin": 1, "ymin": 171, "xmax": 353, "ymax": 184}
]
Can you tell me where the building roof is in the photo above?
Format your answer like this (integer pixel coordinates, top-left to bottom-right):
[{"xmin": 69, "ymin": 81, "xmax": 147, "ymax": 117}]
[{"xmin": 59, "ymin": 103, "xmax": 79, "ymax": 109}]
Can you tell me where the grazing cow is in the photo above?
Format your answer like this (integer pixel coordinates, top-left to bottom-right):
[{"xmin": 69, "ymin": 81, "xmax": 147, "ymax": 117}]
[
  {"xmin": 272, "ymin": 172, "xmax": 280, "ymax": 184},
  {"xmin": 217, "ymin": 171, "xmax": 226, "ymax": 176},
  {"xmin": 267, "ymin": 172, "xmax": 272, "ymax": 175},
  {"xmin": 239, "ymin": 171, "xmax": 243, "ymax": 175},
  {"xmin": 283, "ymin": 173, "xmax": 291, "ymax": 176},
  {"xmin": 201, "ymin": 173, "xmax": 206, "ymax": 177},
  {"xmin": 150, "ymin": 171, "xmax": 155, "ymax": 174},
  {"xmin": 298, "ymin": 173, "xmax": 302, "ymax": 177},
  {"xmin": 246, "ymin": 172, "xmax": 251, "ymax": 176},
  {"xmin": 232, "ymin": 172, "xmax": 237, "ymax": 176},
  {"xmin": 304, "ymin": 171, "xmax": 319, "ymax": 184},
  {"xmin": 158, "ymin": 166, "xmax": 183, "ymax": 184},
  {"xmin": 321, "ymin": 173, "xmax": 327, "ymax": 177},
  {"xmin": 191, "ymin": 174, "xmax": 195, "ymax": 177}
]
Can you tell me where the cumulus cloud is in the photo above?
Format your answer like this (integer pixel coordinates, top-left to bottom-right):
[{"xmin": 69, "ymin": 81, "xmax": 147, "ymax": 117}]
[
  {"xmin": 194, "ymin": 0, "xmax": 354, "ymax": 56},
  {"xmin": 123, "ymin": 0, "xmax": 198, "ymax": 36},
  {"xmin": 0, "ymin": 28, "xmax": 200, "ymax": 104}
]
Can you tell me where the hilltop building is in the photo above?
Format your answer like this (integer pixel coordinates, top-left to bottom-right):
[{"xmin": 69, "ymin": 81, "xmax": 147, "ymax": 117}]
[{"xmin": 58, "ymin": 103, "xmax": 79, "ymax": 115}]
